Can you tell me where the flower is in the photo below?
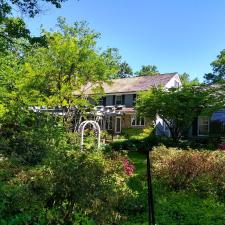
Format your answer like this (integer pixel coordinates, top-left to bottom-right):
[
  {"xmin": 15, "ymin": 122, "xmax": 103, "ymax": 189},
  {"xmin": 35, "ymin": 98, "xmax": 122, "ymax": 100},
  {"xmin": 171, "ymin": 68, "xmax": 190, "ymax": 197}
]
[{"xmin": 122, "ymin": 158, "xmax": 135, "ymax": 176}]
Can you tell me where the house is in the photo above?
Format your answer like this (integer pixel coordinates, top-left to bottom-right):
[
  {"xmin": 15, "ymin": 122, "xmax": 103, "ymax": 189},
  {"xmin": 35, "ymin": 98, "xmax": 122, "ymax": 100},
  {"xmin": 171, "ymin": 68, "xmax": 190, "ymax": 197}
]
[
  {"xmin": 190, "ymin": 110, "xmax": 225, "ymax": 138},
  {"xmin": 80, "ymin": 73, "xmax": 182, "ymax": 134}
]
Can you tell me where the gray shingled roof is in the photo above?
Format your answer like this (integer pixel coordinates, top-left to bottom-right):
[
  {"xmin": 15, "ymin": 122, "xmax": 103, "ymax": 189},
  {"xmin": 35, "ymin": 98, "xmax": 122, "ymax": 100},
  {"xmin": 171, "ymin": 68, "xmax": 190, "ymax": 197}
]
[{"xmin": 79, "ymin": 73, "xmax": 177, "ymax": 95}]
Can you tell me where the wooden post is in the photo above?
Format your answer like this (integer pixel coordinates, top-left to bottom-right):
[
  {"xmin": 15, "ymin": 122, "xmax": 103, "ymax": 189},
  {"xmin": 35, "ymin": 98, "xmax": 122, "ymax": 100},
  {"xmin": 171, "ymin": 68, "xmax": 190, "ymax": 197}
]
[{"xmin": 147, "ymin": 150, "xmax": 156, "ymax": 225}]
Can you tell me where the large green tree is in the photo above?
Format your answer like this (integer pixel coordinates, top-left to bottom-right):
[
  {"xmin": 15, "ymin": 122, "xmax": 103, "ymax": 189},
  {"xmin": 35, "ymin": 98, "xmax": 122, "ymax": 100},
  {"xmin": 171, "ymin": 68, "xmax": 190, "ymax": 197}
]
[
  {"xmin": 19, "ymin": 18, "xmax": 118, "ymax": 127},
  {"xmin": 0, "ymin": 0, "xmax": 67, "ymax": 18},
  {"xmin": 136, "ymin": 65, "xmax": 159, "ymax": 76},
  {"xmin": 0, "ymin": 0, "xmax": 71, "ymax": 51},
  {"xmin": 204, "ymin": 49, "xmax": 225, "ymax": 84},
  {"xmin": 136, "ymin": 85, "xmax": 223, "ymax": 141}
]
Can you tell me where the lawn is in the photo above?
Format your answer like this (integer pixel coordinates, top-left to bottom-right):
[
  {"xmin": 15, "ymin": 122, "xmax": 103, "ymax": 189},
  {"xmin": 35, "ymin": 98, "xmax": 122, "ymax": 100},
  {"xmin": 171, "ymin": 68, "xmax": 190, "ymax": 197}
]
[{"xmin": 128, "ymin": 151, "xmax": 146, "ymax": 175}]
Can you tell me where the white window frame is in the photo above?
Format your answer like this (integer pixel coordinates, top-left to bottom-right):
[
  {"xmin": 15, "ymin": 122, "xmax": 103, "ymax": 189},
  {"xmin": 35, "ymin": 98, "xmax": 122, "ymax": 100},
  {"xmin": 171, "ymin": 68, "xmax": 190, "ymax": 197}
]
[
  {"xmin": 131, "ymin": 115, "xmax": 145, "ymax": 127},
  {"xmin": 115, "ymin": 95, "xmax": 122, "ymax": 105},
  {"xmin": 198, "ymin": 116, "xmax": 209, "ymax": 136}
]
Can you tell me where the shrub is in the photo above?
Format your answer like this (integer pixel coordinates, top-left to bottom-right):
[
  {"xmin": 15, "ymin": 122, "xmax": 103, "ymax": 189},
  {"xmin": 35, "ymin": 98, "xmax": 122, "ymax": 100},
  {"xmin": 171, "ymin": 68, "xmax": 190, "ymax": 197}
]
[
  {"xmin": 0, "ymin": 150, "xmax": 133, "ymax": 224},
  {"xmin": 110, "ymin": 136, "xmax": 153, "ymax": 152},
  {"xmin": 122, "ymin": 127, "xmax": 154, "ymax": 140},
  {"xmin": 0, "ymin": 111, "xmax": 68, "ymax": 165},
  {"xmin": 152, "ymin": 146, "xmax": 225, "ymax": 200}
]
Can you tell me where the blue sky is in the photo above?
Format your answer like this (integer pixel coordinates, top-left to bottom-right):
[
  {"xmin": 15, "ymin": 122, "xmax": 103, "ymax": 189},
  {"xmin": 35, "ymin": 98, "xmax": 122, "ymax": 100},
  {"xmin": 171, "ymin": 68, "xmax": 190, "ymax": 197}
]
[{"xmin": 22, "ymin": 0, "xmax": 225, "ymax": 81}]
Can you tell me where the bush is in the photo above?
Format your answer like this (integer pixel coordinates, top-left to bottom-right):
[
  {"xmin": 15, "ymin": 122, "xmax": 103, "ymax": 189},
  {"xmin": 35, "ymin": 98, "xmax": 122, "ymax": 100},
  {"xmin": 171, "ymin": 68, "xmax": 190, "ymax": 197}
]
[
  {"xmin": 152, "ymin": 146, "xmax": 225, "ymax": 200},
  {"xmin": 110, "ymin": 136, "xmax": 153, "ymax": 152},
  {"xmin": 0, "ymin": 111, "xmax": 68, "ymax": 165},
  {"xmin": 0, "ymin": 149, "xmax": 133, "ymax": 224},
  {"xmin": 122, "ymin": 127, "xmax": 154, "ymax": 140}
]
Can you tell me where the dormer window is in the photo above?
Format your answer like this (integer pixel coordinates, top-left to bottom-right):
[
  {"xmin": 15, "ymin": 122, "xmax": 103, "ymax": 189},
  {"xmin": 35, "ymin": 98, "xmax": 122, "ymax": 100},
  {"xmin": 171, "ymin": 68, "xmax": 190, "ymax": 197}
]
[{"xmin": 115, "ymin": 95, "xmax": 122, "ymax": 105}]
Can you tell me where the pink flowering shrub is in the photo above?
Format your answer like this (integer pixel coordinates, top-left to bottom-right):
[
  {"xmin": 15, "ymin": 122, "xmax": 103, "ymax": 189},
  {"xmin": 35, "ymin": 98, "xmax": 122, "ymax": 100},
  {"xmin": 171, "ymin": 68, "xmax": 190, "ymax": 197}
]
[{"xmin": 122, "ymin": 158, "xmax": 135, "ymax": 176}]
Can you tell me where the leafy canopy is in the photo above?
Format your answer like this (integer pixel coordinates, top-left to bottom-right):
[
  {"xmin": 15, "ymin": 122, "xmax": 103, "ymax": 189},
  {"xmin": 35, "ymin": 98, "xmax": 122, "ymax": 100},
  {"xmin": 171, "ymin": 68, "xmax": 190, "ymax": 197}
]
[
  {"xmin": 204, "ymin": 49, "xmax": 225, "ymax": 84},
  {"xmin": 136, "ymin": 85, "xmax": 224, "ymax": 141},
  {"xmin": 179, "ymin": 73, "xmax": 200, "ymax": 86},
  {"xmin": 0, "ymin": 0, "xmax": 67, "ymax": 18},
  {"xmin": 116, "ymin": 61, "xmax": 133, "ymax": 78},
  {"xmin": 136, "ymin": 65, "xmax": 159, "ymax": 76},
  {"xmin": 0, "ymin": 0, "xmax": 71, "ymax": 51},
  {"xmin": 0, "ymin": 17, "xmax": 120, "ymax": 126}
]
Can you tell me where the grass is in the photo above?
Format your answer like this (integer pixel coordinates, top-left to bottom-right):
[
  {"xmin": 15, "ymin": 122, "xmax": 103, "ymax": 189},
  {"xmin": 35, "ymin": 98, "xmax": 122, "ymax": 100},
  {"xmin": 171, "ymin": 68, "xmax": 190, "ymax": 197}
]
[{"xmin": 127, "ymin": 151, "xmax": 146, "ymax": 175}]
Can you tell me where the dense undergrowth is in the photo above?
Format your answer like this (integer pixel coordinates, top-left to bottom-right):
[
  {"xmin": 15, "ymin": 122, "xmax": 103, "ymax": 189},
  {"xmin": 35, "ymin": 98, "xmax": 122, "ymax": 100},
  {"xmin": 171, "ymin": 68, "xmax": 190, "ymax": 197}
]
[
  {"xmin": 0, "ymin": 119, "xmax": 225, "ymax": 224},
  {"xmin": 122, "ymin": 146, "xmax": 225, "ymax": 225}
]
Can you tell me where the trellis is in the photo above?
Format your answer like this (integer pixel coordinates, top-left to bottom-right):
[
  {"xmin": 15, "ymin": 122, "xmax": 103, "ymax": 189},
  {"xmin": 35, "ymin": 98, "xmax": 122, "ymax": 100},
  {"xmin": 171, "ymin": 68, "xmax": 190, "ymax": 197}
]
[{"xmin": 78, "ymin": 120, "xmax": 101, "ymax": 149}]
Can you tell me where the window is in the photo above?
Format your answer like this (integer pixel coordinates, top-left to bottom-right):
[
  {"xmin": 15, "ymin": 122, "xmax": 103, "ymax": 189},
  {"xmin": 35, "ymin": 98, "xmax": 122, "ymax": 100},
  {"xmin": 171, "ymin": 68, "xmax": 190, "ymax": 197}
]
[
  {"xmin": 132, "ymin": 94, "xmax": 137, "ymax": 106},
  {"xmin": 105, "ymin": 116, "xmax": 112, "ymax": 130},
  {"xmin": 198, "ymin": 116, "xmax": 209, "ymax": 136},
  {"xmin": 131, "ymin": 115, "xmax": 145, "ymax": 126},
  {"xmin": 174, "ymin": 80, "xmax": 180, "ymax": 88},
  {"xmin": 115, "ymin": 95, "xmax": 122, "ymax": 105}
]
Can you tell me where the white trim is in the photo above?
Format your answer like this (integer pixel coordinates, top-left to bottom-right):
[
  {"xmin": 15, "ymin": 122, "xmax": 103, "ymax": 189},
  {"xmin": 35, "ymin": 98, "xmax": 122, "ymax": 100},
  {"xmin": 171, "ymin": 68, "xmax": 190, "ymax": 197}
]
[
  {"xmin": 198, "ymin": 116, "xmax": 210, "ymax": 136},
  {"xmin": 115, "ymin": 116, "xmax": 122, "ymax": 133}
]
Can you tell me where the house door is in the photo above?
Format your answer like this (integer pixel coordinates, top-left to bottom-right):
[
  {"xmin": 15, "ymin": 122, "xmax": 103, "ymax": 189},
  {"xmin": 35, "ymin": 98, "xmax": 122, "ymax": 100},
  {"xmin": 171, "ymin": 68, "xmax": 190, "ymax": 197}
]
[{"xmin": 115, "ymin": 117, "xmax": 121, "ymax": 133}]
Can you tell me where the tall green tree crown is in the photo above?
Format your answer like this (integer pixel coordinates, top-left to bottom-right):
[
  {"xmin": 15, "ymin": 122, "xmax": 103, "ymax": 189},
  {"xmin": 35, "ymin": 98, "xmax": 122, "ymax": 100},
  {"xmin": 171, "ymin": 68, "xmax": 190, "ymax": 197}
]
[{"xmin": 204, "ymin": 49, "xmax": 225, "ymax": 84}]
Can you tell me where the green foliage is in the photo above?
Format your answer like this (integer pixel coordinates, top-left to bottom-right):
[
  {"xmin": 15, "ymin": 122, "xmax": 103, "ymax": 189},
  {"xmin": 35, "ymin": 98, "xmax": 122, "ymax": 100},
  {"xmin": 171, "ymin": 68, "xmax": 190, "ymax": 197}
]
[
  {"xmin": 22, "ymin": 19, "xmax": 119, "ymax": 108},
  {"xmin": 152, "ymin": 146, "xmax": 225, "ymax": 200},
  {"xmin": 116, "ymin": 61, "xmax": 133, "ymax": 78},
  {"xmin": 110, "ymin": 136, "xmax": 152, "ymax": 152},
  {"xmin": 0, "ymin": 0, "xmax": 67, "ymax": 18},
  {"xmin": 122, "ymin": 127, "xmax": 154, "ymax": 140},
  {"xmin": 136, "ymin": 65, "xmax": 159, "ymax": 76},
  {"xmin": 136, "ymin": 85, "xmax": 224, "ymax": 141},
  {"xmin": 0, "ymin": 150, "xmax": 131, "ymax": 224},
  {"xmin": 0, "ymin": 110, "xmax": 70, "ymax": 165},
  {"xmin": 120, "ymin": 149, "xmax": 225, "ymax": 225},
  {"xmin": 155, "ymin": 190, "xmax": 225, "ymax": 225},
  {"xmin": 179, "ymin": 72, "xmax": 200, "ymax": 86},
  {"xmin": 204, "ymin": 49, "xmax": 225, "ymax": 84},
  {"xmin": 127, "ymin": 151, "xmax": 146, "ymax": 175}
]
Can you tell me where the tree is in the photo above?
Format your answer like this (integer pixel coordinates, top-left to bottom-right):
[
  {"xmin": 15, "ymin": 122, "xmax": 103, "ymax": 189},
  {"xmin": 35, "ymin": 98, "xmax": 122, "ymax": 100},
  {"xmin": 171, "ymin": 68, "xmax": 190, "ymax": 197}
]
[
  {"xmin": 0, "ymin": 0, "xmax": 67, "ymax": 18},
  {"xmin": 116, "ymin": 61, "xmax": 133, "ymax": 78},
  {"xmin": 179, "ymin": 73, "xmax": 200, "ymax": 86},
  {"xmin": 19, "ymin": 18, "xmax": 119, "ymax": 128},
  {"xmin": 136, "ymin": 85, "xmax": 223, "ymax": 141},
  {"xmin": 204, "ymin": 49, "xmax": 225, "ymax": 84},
  {"xmin": 136, "ymin": 65, "xmax": 159, "ymax": 76},
  {"xmin": 0, "ymin": 0, "xmax": 70, "ymax": 51}
]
